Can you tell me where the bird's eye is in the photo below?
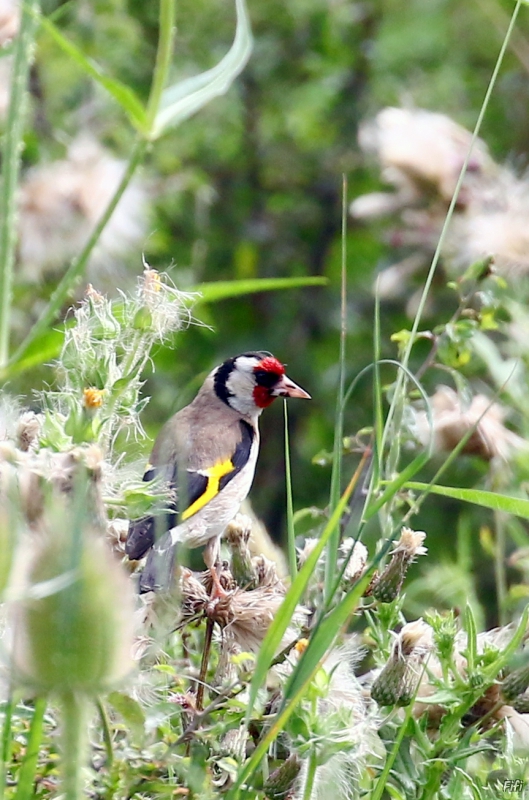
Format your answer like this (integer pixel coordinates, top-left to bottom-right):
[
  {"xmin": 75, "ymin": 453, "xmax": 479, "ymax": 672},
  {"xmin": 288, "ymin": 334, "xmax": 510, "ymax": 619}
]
[{"xmin": 254, "ymin": 369, "xmax": 280, "ymax": 389}]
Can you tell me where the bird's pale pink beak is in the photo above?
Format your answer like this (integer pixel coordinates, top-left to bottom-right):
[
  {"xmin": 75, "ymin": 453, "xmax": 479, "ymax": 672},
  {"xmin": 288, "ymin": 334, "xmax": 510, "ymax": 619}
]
[{"xmin": 272, "ymin": 375, "xmax": 311, "ymax": 399}]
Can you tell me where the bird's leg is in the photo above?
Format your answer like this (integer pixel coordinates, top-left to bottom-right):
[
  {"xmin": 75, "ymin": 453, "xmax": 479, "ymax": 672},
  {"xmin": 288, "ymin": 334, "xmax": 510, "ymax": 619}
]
[{"xmin": 203, "ymin": 536, "xmax": 227, "ymax": 599}]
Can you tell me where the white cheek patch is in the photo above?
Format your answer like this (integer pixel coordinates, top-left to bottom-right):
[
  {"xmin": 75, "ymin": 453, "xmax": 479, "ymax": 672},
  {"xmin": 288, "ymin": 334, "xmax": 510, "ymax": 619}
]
[
  {"xmin": 233, "ymin": 356, "xmax": 260, "ymax": 374},
  {"xmin": 225, "ymin": 368, "xmax": 262, "ymax": 418},
  {"xmin": 226, "ymin": 369, "xmax": 254, "ymax": 399}
]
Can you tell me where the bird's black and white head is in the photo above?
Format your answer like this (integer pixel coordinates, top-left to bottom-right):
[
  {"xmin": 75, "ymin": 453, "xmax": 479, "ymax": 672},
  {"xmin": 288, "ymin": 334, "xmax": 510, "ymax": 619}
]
[{"xmin": 213, "ymin": 352, "xmax": 310, "ymax": 419}]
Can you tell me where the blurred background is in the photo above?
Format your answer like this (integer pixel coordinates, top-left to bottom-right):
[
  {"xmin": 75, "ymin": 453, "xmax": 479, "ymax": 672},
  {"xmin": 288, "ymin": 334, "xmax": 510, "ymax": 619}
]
[{"xmin": 5, "ymin": 0, "xmax": 529, "ymax": 623}]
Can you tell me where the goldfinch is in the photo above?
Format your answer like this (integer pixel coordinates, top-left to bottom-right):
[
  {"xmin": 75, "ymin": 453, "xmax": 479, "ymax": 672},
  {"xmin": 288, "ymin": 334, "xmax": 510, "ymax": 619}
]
[{"xmin": 126, "ymin": 352, "xmax": 310, "ymax": 592}]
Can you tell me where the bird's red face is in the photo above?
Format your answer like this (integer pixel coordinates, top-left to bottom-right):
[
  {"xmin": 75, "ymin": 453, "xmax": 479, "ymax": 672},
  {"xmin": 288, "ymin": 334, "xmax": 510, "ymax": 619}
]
[
  {"xmin": 252, "ymin": 355, "xmax": 310, "ymax": 408},
  {"xmin": 214, "ymin": 351, "xmax": 310, "ymax": 418}
]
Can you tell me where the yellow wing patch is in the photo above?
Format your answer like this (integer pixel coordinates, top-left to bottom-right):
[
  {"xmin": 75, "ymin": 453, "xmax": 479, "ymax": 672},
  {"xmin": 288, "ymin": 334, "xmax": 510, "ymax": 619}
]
[{"xmin": 181, "ymin": 459, "xmax": 234, "ymax": 520}]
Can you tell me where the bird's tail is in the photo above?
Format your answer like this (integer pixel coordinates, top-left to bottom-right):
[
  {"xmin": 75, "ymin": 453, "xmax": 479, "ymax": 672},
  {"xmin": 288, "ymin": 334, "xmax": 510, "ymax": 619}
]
[{"xmin": 139, "ymin": 533, "xmax": 178, "ymax": 594}]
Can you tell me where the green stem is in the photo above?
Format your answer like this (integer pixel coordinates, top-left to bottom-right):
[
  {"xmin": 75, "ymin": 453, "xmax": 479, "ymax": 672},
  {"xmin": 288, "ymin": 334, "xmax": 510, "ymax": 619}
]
[
  {"xmin": 14, "ymin": 696, "xmax": 47, "ymax": 800},
  {"xmin": 418, "ymin": 760, "xmax": 446, "ymax": 800},
  {"xmin": 61, "ymin": 691, "xmax": 88, "ymax": 800},
  {"xmin": 0, "ymin": 0, "xmax": 40, "ymax": 368},
  {"xmin": 494, "ymin": 509, "xmax": 508, "ymax": 627},
  {"xmin": 324, "ymin": 174, "xmax": 348, "ymax": 602},
  {"xmin": 96, "ymin": 698, "xmax": 113, "ymax": 769},
  {"xmin": 301, "ymin": 751, "xmax": 317, "ymax": 800},
  {"xmin": 0, "ymin": 691, "xmax": 15, "ymax": 800},
  {"xmin": 284, "ymin": 401, "xmax": 297, "ymax": 581},
  {"xmin": 145, "ymin": 0, "xmax": 177, "ymax": 135},
  {"xmin": 9, "ymin": 137, "xmax": 148, "ymax": 368}
]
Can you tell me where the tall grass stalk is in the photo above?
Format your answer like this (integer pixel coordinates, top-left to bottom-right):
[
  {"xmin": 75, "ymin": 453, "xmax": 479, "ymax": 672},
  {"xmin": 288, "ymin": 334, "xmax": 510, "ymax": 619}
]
[
  {"xmin": 284, "ymin": 401, "xmax": 297, "ymax": 581},
  {"xmin": 9, "ymin": 137, "xmax": 148, "ymax": 369},
  {"xmin": 13, "ymin": 697, "xmax": 46, "ymax": 800},
  {"xmin": 0, "ymin": 0, "xmax": 40, "ymax": 368},
  {"xmin": 324, "ymin": 174, "xmax": 348, "ymax": 602},
  {"xmin": 0, "ymin": 692, "xmax": 15, "ymax": 800},
  {"xmin": 9, "ymin": 0, "xmax": 178, "ymax": 369}
]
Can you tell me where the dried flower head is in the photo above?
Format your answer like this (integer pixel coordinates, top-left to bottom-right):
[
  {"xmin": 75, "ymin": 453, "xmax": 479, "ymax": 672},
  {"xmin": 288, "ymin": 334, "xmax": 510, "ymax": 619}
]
[
  {"xmin": 355, "ymin": 107, "xmax": 494, "ymax": 206},
  {"xmin": 136, "ymin": 265, "xmax": 196, "ymax": 340},
  {"xmin": 18, "ymin": 136, "xmax": 149, "ymax": 287},
  {"xmin": 415, "ymin": 385, "xmax": 524, "ymax": 461},
  {"xmin": 339, "ymin": 538, "xmax": 368, "ymax": 584},
  {"xmin": 0, "ymin": 0, "xmax": 20, "ymax": 47},
  {"xmin": 297, "ymin": 537, "xmax": 320, "ymax": 566},
  {"xmin": 446, "ymin": 169, "xmax": 529, "ymax": 276},
  {"xmin": 16, "ymin": 412, "xmax": 42, "ymax": 452},
  {"xmin": 294, "ymin": 642, "xmax": 383, "ymax": 800}
]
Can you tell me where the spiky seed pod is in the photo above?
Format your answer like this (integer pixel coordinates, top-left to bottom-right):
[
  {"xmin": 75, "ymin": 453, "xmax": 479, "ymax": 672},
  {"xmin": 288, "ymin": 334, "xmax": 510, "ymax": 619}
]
[
  {"xmin": 179, "ymin": 568, "xmax": 209, "ymax": 621},
  {"xmin": 264, "ymin": 755, "xmax": 302, "ymax": 800},
  {"xmin": 502, "ymin": 662, "xmax": 529, "ymax": 702},
  {"xmin": 371, "ymin": 660, "xmax": 408, "ymax": 707},
  {"xmin": 512, "ymin": 690, "xmax": 529, "ymax": 714},
  {"xmin": 372, "ymin": 528, "xmax": 427, "ymax": 603},
  {"xmin": 225, "ymin": 514, "xmax": 258, "ymax": 588},
  {"xmin": 371, "ymin": 619, "xmax": 433, "ymax": 707}
]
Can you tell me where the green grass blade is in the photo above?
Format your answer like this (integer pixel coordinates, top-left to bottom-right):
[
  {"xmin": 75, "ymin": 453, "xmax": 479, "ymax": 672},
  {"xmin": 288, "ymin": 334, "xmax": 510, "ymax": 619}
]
[
  {"xmin": 284, "ymin": 401, "xmax": 297, "ymax": 581},
  {"xmin": 403, "ymin": 481, "xmax": 529, "ymax": 520},
  {"xmin": 13, "ymin": 697, "xmax": 46, "ymax": 800},
  {"xmin": 245, "ymin": 464, "xmax": 363, "ymax": 719},
  {"xmin": 0, "ymin": 0, "xmax": 40, "ymax": 367},
  {"xmin": 38, "ymin": 15, "xmax": 147, "ymax": 132},
  {"xmin": 364, "ymin": 452, "xmax": 430, "ymax": 520},
  {"xmin": 324, "ymin": 174, "xmax": 348, "ymax": 602},
  {"xmin": 283, "ymin": 573, "xmax": 370, "ymax": 700},
  {"xmin": 153, "ymin": 0, "xmax": 252, "ymax": 136},
  {"xmin": 193, "ymin": 276, "xmax": 327, "ymax": 302}
]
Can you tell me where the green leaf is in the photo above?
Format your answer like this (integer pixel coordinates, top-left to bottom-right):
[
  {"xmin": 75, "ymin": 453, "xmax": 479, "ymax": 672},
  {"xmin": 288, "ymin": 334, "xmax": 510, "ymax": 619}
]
[
  {"xmin": 365, "ymin": 452, "xmax": 430, "ymax": 520},
  {"xmin": 106, "ymin": 691, "xmax": 145, "ymax": 742},
  {"xmin": 403, "ymin": 481, "xmax": 529, "ymax": 521},
  {"xmin": 152, "ymin": 0, "xmax": 252, "ymax": 137},
  {"xmin": 283, "ymin": 573, "xmax": 370, "ymax": 702},
  {"xmin": 193, "ymin": 276, "xmax": 327, "ymax": 303},
  {"xmin": 38, "ymin": 15, "xmax": 147, "ymax": 132},
  {"xmin": 0, "ymin": 327, "xmax": 64, "ymax": 379}
]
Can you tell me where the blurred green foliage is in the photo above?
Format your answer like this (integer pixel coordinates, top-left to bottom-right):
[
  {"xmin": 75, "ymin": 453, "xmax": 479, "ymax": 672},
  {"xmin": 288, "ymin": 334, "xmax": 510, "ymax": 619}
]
[{"xmin": 7, "ymin": 0, "xmax": 529, "ymax": 616}]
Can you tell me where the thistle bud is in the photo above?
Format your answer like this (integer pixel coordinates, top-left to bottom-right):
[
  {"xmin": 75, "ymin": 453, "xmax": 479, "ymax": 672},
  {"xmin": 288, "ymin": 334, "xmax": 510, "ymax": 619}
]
[
  {"xmin": 371, "ymin": 619, "xmax": 433, "ymax": 707},
  {"xmin": 512, "ymin": 690, "xmax": 529, "ymax": 714},
  {"xmin": 12, "ymin": 515, "xmax": 134, "ymax": 695},
  {"xmin": 225, "ymin": 514, "xmax": 258, "ymax": 588},
  {"xmin": 372, "ymin": 528, "xmax": 427, "ymax": 603},
  {"xmin": 263, "ymin": 754, "xmax": 301, "ymax": 799},
  {"xmin": 502, "ymin": 661, "xmax": 529, "ymax": 703}
]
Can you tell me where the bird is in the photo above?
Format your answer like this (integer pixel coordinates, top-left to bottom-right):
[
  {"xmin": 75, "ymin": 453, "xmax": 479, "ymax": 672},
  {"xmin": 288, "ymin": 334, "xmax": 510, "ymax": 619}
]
[{"xmin": 125, "ymin": 351, "xmax": 310, "ymax": 593}]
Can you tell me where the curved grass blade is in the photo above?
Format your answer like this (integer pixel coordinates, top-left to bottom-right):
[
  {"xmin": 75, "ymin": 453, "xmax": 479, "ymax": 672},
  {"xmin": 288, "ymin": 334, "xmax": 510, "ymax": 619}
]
[
  {"xmin": 245, "ymin": 454, "xmax": 369, "ymax": 720},
  {"xmin": 152, "ymin": 0, "xmax": 252, "ymax": 137},
  {"xmin": 194, "ymin": 275, "xmax": 327, "ymax": 302},
  {"xmin": 403, "ymin": 481, "xmax": 529, "ymax": 521}
]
